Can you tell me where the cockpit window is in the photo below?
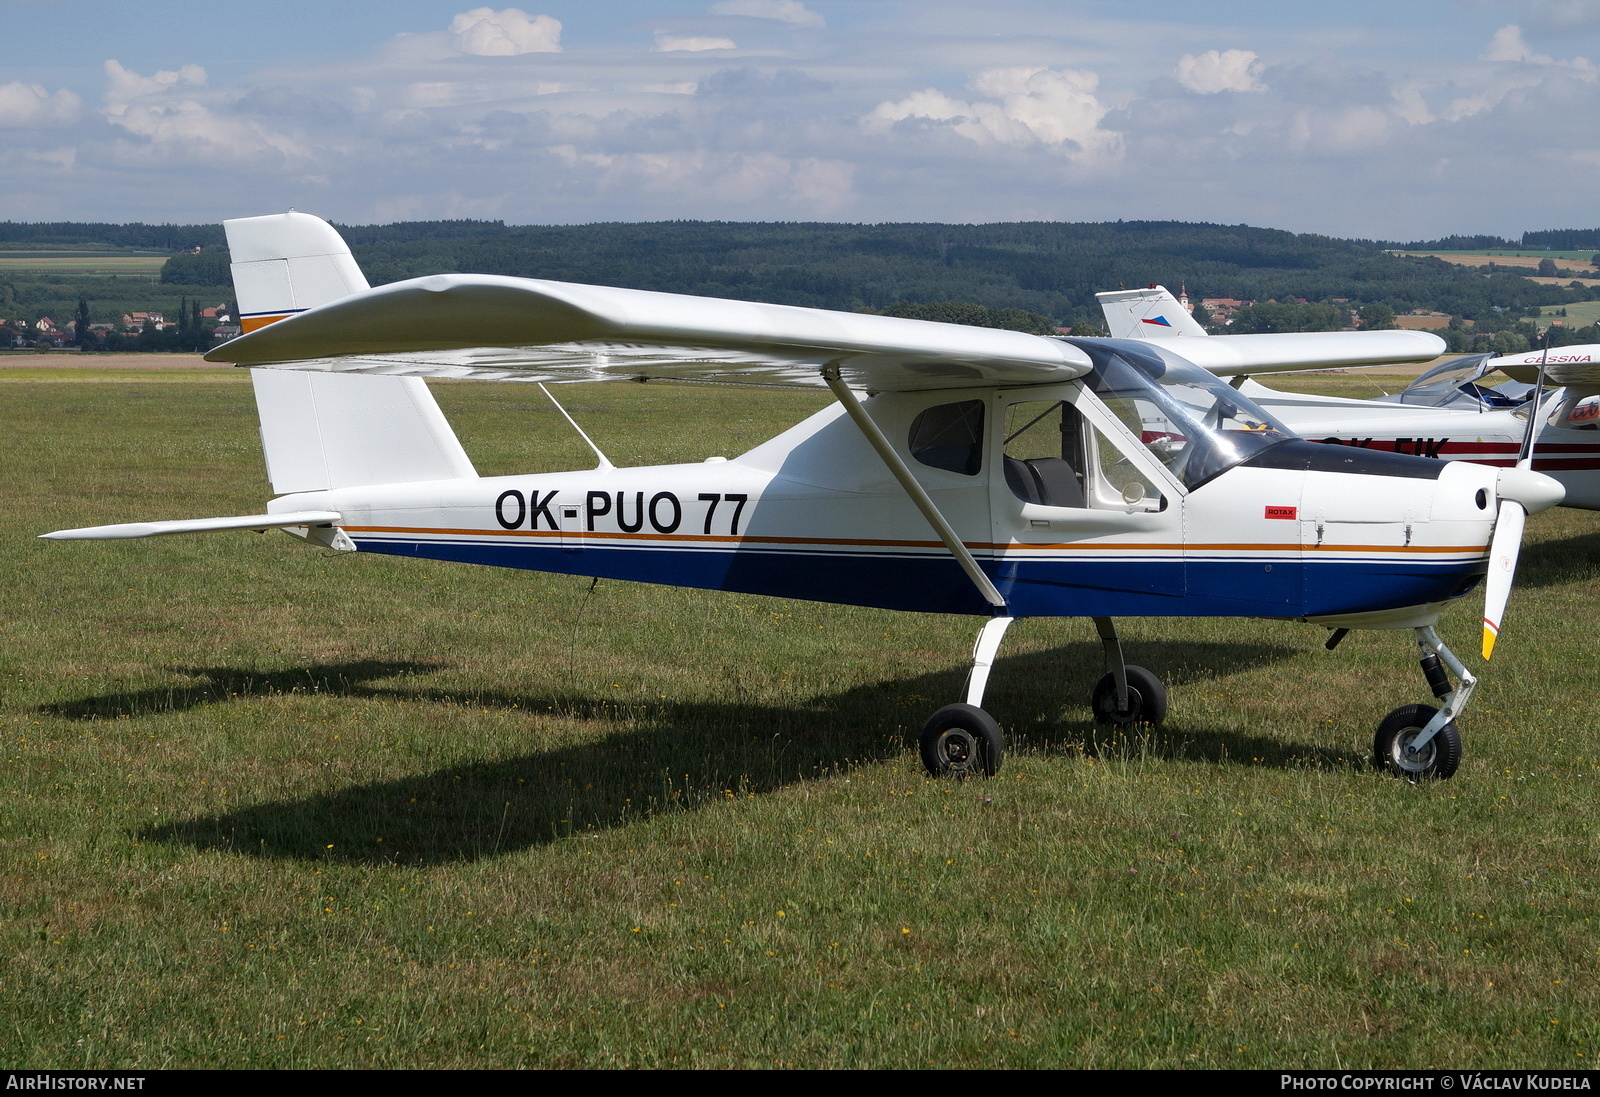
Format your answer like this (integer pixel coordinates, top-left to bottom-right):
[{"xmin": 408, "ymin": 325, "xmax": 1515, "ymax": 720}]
[
  {"xmin": 909, "ymin": 400, "xmax": 984, "ymax": 475},
  {"xmin": 1399, "ymin": 354, "xmax": 1525, "ymax": 408},
  {"xmin": 1066, "ymin": 338, "xmax": 1296, "ymax": 490}
]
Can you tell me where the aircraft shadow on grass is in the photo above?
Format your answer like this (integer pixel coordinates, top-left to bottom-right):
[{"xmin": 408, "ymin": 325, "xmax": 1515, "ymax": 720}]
[
  {"xmin": 50, "ymin": 640, "xmax": 1347, "ymax": 864},
  {"xmin": 1517, "ymin": 527, "xmax": 1600, "ymax": 590}
]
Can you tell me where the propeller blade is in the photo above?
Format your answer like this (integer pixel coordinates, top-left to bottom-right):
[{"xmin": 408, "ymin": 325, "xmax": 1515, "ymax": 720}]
[
  {"xmin": 1485, "ymin": 349, "xmax": 1562, "ymax": 659},
  {"xmin": 1517, "ymin": 346, "xmax": 1549, "ymax": 468},
  {"xmin": 1482, "ymin": 500, "xmax": 1526, "ymax": 660}
]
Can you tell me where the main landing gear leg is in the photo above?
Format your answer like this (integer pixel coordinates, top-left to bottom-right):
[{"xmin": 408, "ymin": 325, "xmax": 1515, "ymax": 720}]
[
  {"xmin": 1089, "ymin": 617, "xmax": 1167, "ymax": 727},
  {"xmin": 1374, "ymin": 625, "xmax": 1474, "ymax": 781},
  {"xmin": 920, "ymin": 616, "xmax": 1012, "ymax": 779}
]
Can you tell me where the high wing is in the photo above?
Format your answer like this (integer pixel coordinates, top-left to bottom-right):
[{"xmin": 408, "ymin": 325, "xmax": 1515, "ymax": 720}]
[
  {"xmin": 1095, "ymin": 284, "xmax": 1447, "ymax": 376},
  {"xmin": 206, "ymin": 272, "xmax": 1449, "ymax": 388},
  {"xmin": 1166, "ymin": 329, "xmax": 1447, "ymax": 377},
  {"xmin": 1490, "ymin": 345, "xmax": 1600, "ymax": 389},
  {"xmin": 204, "ymin": 274, "xmax": 1095, "ymax": 391}
]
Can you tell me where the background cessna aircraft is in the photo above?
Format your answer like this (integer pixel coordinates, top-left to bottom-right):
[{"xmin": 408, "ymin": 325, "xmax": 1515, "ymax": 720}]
[
  {"xmin": 1098, "ymin": 286, "xmax": 1600, "ymax": 509},
  {"xmin": 39, "ymin": 214, "xmax": 1566, "ymax": 782}
]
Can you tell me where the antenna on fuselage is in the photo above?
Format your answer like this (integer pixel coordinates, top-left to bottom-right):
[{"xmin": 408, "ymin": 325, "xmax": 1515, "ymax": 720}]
[{"xmin": 538, "ymin": 383, "xmax": 614, "ymax": 471}]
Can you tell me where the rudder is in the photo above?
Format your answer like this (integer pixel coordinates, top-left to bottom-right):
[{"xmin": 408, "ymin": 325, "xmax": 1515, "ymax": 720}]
[{"xmin": 224, "ymin": 211, "xmax": 477, "ymax": 493}]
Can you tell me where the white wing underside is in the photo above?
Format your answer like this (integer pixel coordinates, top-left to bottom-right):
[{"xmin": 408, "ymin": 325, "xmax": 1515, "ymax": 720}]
[{"xmin": 224, "ymin": 341, "xmax": 903, "ymax": 388}]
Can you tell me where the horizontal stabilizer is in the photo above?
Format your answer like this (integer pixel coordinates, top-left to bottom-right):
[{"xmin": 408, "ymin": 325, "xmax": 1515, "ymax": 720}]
[
  {"xmin": 206, "ymin": 273, "xmax": 1093, "ymax": 391},
  {"xmin": 40, "ymin": 510, "xmax": 342, "ymax": 541},
  {"xmin": 1162, "ymin": 330, "xmax": 1447, "ymax": 377}
]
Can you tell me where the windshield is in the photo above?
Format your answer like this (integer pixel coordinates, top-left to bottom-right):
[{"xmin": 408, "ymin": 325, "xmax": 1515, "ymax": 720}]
[
  {"xmin": 1064, "ymin": 338, "xmax": 1296, "ymax": 489},
  {"xmin": 1399, "ymin": 354, "xmax": 1524, "ymax": 409}
]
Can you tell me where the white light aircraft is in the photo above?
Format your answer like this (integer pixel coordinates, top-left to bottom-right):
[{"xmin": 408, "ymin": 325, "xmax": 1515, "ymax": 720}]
[
  {"xmin": 1097, "ymin": 286, "xmax": 1600, "ymax": 509},
  {"xmin": 42, "ymin": 214, "xmax": 1567, "ymax": 782}
]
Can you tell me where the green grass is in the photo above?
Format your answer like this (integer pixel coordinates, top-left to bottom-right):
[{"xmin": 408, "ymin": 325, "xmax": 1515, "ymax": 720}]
[
  {"xmin": 4, "ymin": 374, "xmax": 1600, "ymax": 1068},
  {"xmin": 1534, "ymin": 302, "xmax": 1600, "ymax": 330}
]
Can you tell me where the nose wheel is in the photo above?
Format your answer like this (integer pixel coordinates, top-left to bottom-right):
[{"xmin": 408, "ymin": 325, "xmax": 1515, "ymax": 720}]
[
  {"xmin": 1365, "ymin": 626, "xmax": 1476, "ymax": 781},
  {"xmin": 1374, "ymin": 703, "xmax": 1461, "ymax": 781}
]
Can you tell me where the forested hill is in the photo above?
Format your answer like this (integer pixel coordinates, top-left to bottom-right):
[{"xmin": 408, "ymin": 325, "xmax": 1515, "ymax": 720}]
[{"xmin": 7, "ymin": 218, "xmax": 1600, "ymax": 331}]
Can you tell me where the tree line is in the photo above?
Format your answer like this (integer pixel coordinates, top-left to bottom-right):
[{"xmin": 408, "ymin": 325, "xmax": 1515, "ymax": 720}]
[{"xmin": 12, "ymin": 217, "xmax": 1600, "ymax": 345}]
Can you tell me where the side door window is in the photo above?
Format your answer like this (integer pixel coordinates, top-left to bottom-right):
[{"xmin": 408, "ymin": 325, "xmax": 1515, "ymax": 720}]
[{"xmin": 1002, "ymin": 399, "xmax": 1165, "ymax": 511}]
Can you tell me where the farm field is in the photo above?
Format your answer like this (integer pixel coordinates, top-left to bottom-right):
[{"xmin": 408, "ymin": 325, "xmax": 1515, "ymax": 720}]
[
  {"xmin": 1392, "ymin": 250, "xmax": 1600, "ymax": 266},
  {"xmin": 1534, "ymin": 301, "xmax": 1600, "ymax": 329},
  {"xmin": 0, "ymin": 252, "xmax": 167, "ymax": 276},
  {"xmin": 3, "ymin": 369, "xmax": 1599, "ymax": 1068},
  {"xmin": 1384, "ymin": 252, "xmax": 1600, "ymax": 287}
]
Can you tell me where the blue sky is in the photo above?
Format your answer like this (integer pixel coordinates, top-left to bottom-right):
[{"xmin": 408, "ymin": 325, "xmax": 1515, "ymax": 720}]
[{"xmin": 3, "ymin": 0, "xmax": 1598, "ymax": 238}]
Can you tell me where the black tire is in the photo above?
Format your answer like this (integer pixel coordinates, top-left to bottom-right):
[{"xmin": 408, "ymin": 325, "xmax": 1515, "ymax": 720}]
[
  {"xmin": 1090, "ymin": 665, "xmax": 1167, "ymax": 727},
  {"xmin": 920, "ymin": 703, "xmax": 1003, "ymax": 779},
  {"xmin": 1373, "ymin": 703, "xmax": 1461, "ymax": 781}
]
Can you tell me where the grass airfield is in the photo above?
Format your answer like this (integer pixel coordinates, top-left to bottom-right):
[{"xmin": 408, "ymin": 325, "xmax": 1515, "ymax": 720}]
[{"xmin": 3, "ymin": 364, "xmax": 1599, "ymax": 1069}]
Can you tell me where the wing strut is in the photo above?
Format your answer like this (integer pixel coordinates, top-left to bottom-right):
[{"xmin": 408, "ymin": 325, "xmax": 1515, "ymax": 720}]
[
  {"xmin": 537, "ymin": 383, "xmax": 613, "ymax": 470},
  {"xmin": 821, "ymin": 366, "xmax": 1008, "ymax": 613}
]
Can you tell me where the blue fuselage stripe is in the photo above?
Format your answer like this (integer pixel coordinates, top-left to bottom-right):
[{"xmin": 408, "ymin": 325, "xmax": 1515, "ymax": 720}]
[{"xmin": 352, "ymin": 536, "xmax": 1483, "ymax": 618}]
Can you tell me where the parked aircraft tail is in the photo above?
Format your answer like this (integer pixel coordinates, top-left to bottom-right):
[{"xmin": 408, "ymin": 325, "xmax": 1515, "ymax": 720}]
[
  {"xmin": 223, "ymin": 211, "xmax": 477, "ymax": 493},
  {"xmin": 1095, "ymin": 285, "xmax": 1208, "ymax": 339}
]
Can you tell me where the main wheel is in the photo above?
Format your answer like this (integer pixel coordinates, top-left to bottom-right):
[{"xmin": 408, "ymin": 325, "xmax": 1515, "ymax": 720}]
[
  {"xmin": 920, "ymin": 703, "xmax": 1003, "ymax": 779},
  {"xmin": 1373, "ymin": 703, "xmax": 1461, "ymax": 781},
  {"xmin": 1090, "ymin": 665, "xmax": 1167, "ymax": 727}
]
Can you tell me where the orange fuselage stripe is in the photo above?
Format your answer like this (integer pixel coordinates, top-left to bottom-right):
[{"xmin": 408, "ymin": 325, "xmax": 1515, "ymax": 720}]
[{"xmin": 343, "ymin": 525, "xmax": 1487, "ymax": 555}]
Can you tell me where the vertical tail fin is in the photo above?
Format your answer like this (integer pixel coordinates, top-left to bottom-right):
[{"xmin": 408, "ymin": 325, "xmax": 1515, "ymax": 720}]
[
  {"xmin": 223, "ymin": 211, "xmax": 477, "ymax": 493},
  {"xmin": 226, "ymin": 210, "xmax": 369, "ymax": 332},
  {"xmin": 1096, "ymin": 286, "xmax": 1208, "ymax": 339}
]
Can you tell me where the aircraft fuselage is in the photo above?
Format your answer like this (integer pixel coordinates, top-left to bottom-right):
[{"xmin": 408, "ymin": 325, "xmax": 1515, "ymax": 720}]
[{"xmin": 273, "ymin": 385, "xmax": 1501, "ymax": 625}]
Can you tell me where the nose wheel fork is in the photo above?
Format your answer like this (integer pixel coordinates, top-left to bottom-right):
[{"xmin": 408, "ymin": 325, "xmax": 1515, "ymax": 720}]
[{"xmin": 1374, "ymin": 626, "xmax": 1475, "ymax": 781}]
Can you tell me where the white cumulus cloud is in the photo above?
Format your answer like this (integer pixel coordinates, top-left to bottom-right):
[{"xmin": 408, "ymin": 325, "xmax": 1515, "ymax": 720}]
[
  {"xmin": 101, "ymin": 60, "xmax": 304, "ymax": 163},
  {"xmin": 102, "ymin": 59, "xmax": 205, "ymax": 107},
  {"xmin": 1390, "ymin": 84, "xmax": 1434, "ymax": 125},
  {"xmin": 655, "ymin": 34, "xmax": 737, "ymax": 51},
  {"xmin": 1482, "ymin": 24, "xmax": 1554, "ymax": 62},
  {"xmin": 1480, "ymin": 23, "xmax": 1592, "ymax": 68},
  {"xmin": 863, "ymin": 66, "xmax": 1120, "ymax": 160},
  {"xmin": 1175, "ymin": 49, "xmax": 1265, "ymax": 94},
  {"xmin": 0, "ymin": 82, "xmax": 81, "ymax": 126},
  {"xmin": 450, "ymin": 8, "xmax": 562, "ymax": 55},
  {"xmin": 708, "ymin": 0, "xmax": 824, "ymax": 27}
]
